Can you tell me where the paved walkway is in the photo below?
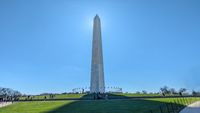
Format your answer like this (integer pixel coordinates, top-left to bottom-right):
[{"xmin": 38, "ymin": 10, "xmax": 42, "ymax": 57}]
[
  {"xmin": 0, "ymin": 102, "xmax": 12, "ymax": 108},
  {"xmin": 180, "ymin": 101, "xmax": 200, "ymax": 113}
]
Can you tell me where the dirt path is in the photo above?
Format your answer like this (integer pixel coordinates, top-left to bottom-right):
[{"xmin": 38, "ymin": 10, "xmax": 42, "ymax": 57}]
[
  {"xmin": 0, "ymin": 102, "xmax": 12, "ymax": 108},
  {"xmin": 180, "ymin": 101, "xmax": 200, "ymax": 113}
]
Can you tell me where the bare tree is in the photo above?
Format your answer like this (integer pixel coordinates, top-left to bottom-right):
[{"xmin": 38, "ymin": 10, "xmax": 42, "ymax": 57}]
[
  {"xmin": 0, "ymin": 87, "xmax": 22, "ymax": 100},
  {"xmin": 142, "ymin": 90, "xmax": 147, "ymax": 94},
  {"xmin": 160, "ymin": 86, "xmax": 170, "ymax": 95},
  {"xmin": 136, "ymin": 91, "xmax": 141, "ymax": 94},
  {"xmin": 179, "ymin": 88, "xmax": 187, "ymax": 96},
  {"xmin": 169, "ymin": 88, "xmax": 176, "ymax": 95}
]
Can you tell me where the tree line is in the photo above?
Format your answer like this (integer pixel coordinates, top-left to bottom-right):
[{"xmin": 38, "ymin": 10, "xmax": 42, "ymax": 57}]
[
  {"xmin": 159, "ymin": 86, "xmax": 187, "ymax": 96},
  {"xmin": 0, "ymin": 87, "xmax": 22, "ymax": 101},
  {"xmin": 135, "ymin": 86, "xmax": 200, "ymax": 96}
]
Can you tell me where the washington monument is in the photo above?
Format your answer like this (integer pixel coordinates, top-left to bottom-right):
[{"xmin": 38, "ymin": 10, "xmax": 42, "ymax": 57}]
[{"xmin": 90, "ymin": 15, "xmax": 105, "ymax": 93}]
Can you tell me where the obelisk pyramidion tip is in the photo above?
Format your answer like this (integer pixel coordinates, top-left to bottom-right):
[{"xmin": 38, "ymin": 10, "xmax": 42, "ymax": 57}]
[{"xmin": 95, "ymin": 14, "xmax": 99, "ymax": 18}]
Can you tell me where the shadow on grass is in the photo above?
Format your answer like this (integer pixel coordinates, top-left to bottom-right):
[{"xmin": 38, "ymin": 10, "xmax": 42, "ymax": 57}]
[{"xmin": 44, "ymin": 94, "xmax": 191, "ymax": 113}]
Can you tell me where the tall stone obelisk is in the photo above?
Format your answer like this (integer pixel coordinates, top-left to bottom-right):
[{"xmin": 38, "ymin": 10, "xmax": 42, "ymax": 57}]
[{"xmin": 90, "ymin": 15, "xmax": 105, "ymax": 93}]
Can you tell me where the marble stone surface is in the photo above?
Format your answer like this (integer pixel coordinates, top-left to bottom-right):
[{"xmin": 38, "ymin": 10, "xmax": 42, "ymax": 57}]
[{"xmin": 90, "ymin": 15, "xmax": 105, "ymax": 93}]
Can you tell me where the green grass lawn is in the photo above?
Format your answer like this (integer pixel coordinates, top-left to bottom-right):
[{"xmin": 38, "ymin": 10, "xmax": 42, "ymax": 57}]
[
  {"xmin": 19, "ymin": 93, "xmax": 161, "ymax": 100},
  {"xmin": 1, "ymin": 98, "xmax": 199, "ymax": 113},
  {"xmin": 113, "ymin": 93, "xmax": 160, "ymax": 97},
  {"xmin": 19, "ymin": 94, "xmax": 86, "ymax": 100},
  {"xmin": 20, "ymin": 93, "xmax": 186, "ymax": 101}
]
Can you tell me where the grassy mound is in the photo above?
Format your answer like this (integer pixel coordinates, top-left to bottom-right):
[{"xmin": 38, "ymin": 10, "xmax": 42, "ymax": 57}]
[{"xmin": 0, "ymin": 98, "xmax": 199, "ymax": 113}]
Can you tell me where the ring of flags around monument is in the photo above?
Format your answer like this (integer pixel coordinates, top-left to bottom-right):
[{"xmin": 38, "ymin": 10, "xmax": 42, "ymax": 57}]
[{"xmin": 72, "ymin": 87, "xmax": 122, "ymax": 93}]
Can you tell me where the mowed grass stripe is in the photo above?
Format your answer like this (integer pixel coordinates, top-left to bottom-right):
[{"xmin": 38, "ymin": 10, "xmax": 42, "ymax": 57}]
[{"xmin": 0, "ymin": 98, "xmax": 200, "ymax": 113}]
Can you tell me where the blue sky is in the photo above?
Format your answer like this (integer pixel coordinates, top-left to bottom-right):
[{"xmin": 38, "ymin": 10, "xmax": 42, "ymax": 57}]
[{"xmin": 0, "ymin": 0, "xmax": 200, "ymax": 94}]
